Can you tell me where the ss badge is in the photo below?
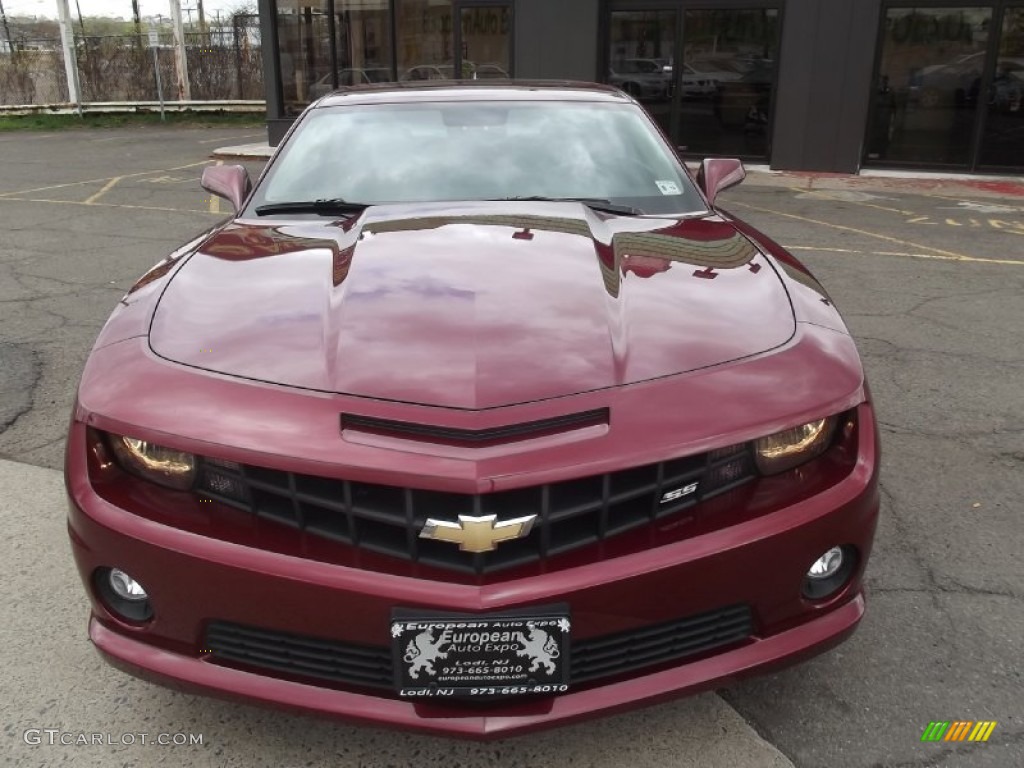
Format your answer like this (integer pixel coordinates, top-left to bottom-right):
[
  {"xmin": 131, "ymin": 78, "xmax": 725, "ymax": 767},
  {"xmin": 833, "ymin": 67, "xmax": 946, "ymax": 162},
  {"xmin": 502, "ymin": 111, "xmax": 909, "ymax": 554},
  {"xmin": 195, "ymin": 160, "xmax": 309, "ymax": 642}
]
[{"xmin": 660, "ymin": 482, "xmax": 699, "ymax": 504}]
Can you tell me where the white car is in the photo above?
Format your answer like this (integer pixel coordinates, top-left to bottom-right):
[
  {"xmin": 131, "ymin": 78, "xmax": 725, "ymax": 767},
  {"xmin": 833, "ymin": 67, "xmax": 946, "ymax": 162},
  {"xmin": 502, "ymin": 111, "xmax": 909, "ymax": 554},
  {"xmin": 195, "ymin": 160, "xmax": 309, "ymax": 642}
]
[
  {"xmin": 609, "ymin": 58, "xmax": 671, "ymax": 99},
  {"xmin": 649, "ymin": 59, "xmax": 746, "ymax": 98},
  {"xmin": 400, "ymin": 64, "xmax": 458, "ymax": 82},
  {"xmin": 660, "ymin": 61, "xmax": 743, "ymax": 97}
]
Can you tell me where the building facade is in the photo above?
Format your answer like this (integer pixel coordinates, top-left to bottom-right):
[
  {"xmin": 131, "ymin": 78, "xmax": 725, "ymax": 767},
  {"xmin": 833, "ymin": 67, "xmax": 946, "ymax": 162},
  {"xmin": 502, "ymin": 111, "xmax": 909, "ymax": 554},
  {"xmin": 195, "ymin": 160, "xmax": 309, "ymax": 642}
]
[{"xmin": 256, "ymin": 0, "xmax": 1024, "ymax": 174}]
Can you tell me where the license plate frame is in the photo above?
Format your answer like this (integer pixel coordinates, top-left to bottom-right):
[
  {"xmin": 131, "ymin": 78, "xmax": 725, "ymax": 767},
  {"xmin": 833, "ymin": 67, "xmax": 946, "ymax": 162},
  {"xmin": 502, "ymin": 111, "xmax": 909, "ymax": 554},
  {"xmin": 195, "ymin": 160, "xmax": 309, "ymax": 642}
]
[{"xmin": 391, "ymin": 607, "xmax": 571, "ymax": 698}]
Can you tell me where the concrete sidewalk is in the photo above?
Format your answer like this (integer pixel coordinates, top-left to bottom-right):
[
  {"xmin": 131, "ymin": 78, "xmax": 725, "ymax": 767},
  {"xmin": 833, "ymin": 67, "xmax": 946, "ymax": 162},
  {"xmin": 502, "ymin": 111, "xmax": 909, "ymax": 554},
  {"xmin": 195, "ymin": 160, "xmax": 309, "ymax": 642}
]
[{"xmin": 2, "ymin": 458, "xmax": 794, "ymax": 768}]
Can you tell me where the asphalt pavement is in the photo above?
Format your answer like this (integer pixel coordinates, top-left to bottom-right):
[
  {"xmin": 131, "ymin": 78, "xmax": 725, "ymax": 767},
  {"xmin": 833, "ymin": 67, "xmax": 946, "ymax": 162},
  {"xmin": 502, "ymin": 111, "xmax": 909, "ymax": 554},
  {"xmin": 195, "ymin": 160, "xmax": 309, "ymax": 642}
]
[{"xmin": 0, "ymin": 126, "xmax": 1021, "ymax": 768}]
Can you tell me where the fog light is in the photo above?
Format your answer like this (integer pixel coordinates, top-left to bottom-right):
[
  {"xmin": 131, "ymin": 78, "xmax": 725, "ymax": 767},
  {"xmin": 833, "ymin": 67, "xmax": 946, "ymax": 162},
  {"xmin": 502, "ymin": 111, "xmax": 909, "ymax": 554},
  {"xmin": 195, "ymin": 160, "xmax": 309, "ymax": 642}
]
[
  {"xmin": 802, "ymin": 545, "xmax": 857, "ymax": 601},
  {"xmin": 109, "ymin": 568, "xmax": 148, "ymax": 601},
  {"xmin": 95, "ymin": 567, "xmax": 153, "ymax": 622},
  {"xmin": 807, "ymin": 547, "xmax": 844, "ymax": 580}
]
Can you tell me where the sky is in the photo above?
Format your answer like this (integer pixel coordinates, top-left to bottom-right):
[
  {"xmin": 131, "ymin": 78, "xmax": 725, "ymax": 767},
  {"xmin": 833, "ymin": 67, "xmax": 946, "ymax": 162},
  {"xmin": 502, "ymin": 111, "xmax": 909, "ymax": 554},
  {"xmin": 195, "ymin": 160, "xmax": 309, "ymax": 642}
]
[{"xmin": 2, "ymin": 0, "xmax": 247, "ymax": 21}]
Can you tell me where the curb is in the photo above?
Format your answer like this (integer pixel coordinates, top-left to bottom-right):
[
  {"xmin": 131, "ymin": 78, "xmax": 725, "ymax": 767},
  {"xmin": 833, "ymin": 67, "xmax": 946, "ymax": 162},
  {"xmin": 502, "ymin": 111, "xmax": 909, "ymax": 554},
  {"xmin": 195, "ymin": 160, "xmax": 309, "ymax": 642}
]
[
  {"xmin": 1, "ymin": 101, "xmax": 266, "ymax": 117},
  {"xmin": 211, "ymin": 142, "xmax": 275, "ymax": 160}
]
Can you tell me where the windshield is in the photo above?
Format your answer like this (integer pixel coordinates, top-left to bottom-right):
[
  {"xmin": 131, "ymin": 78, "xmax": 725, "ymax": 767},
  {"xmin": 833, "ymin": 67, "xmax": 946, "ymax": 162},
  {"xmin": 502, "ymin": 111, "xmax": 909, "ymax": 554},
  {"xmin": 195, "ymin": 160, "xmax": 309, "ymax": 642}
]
[{"xmin": 248, "ymin": 100, "xmax": 705, "ymax": 216}]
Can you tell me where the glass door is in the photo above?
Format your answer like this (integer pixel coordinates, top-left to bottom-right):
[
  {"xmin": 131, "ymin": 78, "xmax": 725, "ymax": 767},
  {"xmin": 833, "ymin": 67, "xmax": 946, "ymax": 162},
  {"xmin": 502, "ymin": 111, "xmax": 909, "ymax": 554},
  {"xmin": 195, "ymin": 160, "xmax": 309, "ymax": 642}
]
[
  {"xmin": 455, "ymin": 1, "xmax": 513, "ymax": 80},
  {"xmin": 978, "ymin": 5, "xmax": 1024, "ymax": 168},
  {"xmin": 606, "ymin": 3, "xmax": 781, "ymax": 159},
  {"xmin": 867, "ymin": 7, "xmax": 994, "ymax": 167},
  {"xmin": 680, "ymin": 8, "xmax": 780, "ymax": 157}
]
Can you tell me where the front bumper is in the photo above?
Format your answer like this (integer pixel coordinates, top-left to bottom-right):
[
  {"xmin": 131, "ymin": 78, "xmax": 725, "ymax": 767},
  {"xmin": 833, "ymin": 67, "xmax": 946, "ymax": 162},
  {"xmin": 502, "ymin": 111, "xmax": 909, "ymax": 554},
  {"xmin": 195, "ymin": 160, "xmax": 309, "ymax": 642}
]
[
  {"xmin": 66, "ymin": 403, "xmax": 879, "ymax": 738},
  {"xmin": 90, "ymin": 596, "xmax": 863, "ymax": 738}
]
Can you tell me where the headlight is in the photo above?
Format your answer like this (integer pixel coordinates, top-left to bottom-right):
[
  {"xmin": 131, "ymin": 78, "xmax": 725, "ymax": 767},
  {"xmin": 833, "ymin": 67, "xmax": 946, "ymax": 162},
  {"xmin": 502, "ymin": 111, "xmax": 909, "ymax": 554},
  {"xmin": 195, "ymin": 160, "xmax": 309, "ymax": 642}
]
[
  {"xmin": 107, "ymin": 433, "xmax": 196, "ymax": 490},
  {"xmin": 754, "ymin": 416, "xmax": 838, "ymax": 475}
]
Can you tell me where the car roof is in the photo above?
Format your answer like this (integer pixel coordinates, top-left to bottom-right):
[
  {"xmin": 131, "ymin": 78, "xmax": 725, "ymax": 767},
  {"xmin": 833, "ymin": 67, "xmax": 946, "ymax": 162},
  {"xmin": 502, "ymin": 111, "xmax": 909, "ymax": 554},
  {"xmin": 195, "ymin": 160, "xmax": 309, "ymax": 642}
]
[{"xmin": 315, "ymin": 80, "xmax": 629, "ymax": 107}]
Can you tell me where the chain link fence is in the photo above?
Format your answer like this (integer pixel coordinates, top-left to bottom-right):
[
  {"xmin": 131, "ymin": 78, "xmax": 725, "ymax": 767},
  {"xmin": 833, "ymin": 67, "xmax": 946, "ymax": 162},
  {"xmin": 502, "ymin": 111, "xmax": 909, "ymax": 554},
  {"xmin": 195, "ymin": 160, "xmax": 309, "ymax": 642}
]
[
  {"xmin": 186, "ymin": 15, "xmax": 264, "ymax": 100},
  {"xmin": 0, "ymin": 15, "xmax": 262, "ymax": 106},
  {"xmin": 0, "ymin": 42, "xmax": 69, "ymax": 104}
]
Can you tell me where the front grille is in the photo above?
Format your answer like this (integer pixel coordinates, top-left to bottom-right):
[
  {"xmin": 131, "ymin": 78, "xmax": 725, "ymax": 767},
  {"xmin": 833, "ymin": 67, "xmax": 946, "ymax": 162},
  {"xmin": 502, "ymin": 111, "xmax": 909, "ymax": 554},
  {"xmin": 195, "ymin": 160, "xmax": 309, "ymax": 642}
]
[
  {"xmin": 198, "ymin": 446, "xmax": 755, "ymax": 574},
  {"xmin": 204, "ymin": 604, "xmax": 753, "ymax": 692}
]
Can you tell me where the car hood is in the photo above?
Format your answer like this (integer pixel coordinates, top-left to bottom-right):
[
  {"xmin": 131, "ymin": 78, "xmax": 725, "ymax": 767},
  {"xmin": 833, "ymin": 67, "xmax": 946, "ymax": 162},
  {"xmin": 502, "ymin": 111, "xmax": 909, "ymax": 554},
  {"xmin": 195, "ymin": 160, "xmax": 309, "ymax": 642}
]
[{"xmin": 149, "ymin": 203, "xmax": 795, "ymax": 410}]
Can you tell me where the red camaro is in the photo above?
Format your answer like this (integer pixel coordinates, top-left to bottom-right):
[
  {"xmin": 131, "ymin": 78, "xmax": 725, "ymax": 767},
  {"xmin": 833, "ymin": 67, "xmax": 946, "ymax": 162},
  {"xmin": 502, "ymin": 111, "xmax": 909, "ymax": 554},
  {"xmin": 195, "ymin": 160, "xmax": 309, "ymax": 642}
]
[{"xmin": 65, "ymin": 82, "xmax": 879, "ymax": 738}]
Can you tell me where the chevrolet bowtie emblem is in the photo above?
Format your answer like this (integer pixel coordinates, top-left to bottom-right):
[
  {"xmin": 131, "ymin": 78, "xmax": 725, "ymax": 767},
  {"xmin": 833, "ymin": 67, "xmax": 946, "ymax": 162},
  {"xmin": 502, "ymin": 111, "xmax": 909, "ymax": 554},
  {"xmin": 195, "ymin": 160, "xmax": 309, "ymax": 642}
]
[{"xmin": 419, "ymin": 514, "xmax": 537, "ymax": 553}]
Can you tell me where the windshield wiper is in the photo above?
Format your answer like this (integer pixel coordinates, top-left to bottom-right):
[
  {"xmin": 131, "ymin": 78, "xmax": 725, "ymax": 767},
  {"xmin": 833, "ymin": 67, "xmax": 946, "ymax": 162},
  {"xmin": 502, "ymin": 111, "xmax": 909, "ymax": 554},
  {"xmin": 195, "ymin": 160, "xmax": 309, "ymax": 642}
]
[
  {"xmin": 492, "ymin": 196, "xmax": 643, "ymax": 216},
  {"xmin": 254, "ymin": 198, "xmax": 370, "ymax": 216},
  {"xmin": 254, "ymin": 196, "xmax": 643, "ymax": 217}
]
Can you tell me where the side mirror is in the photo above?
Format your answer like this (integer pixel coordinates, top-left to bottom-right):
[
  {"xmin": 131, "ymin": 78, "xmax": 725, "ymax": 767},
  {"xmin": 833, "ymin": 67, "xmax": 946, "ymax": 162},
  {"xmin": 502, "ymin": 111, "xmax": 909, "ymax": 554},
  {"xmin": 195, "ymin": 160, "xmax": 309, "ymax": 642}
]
[
  {"xmin": 201, "ymin": 164, "xmax": 252, "ymax": 213},
  {"xmin": 696, "ymin": 158, "xmax": 746, "ymax": 207}
]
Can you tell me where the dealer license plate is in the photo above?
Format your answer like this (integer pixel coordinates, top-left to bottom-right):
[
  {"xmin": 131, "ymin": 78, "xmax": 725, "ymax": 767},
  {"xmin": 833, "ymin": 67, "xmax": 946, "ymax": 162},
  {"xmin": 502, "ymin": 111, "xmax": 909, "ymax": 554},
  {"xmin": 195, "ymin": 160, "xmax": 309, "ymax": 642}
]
[{"xmin": 392, "ymin": 610, "xmax": 571, "ymax": 698}]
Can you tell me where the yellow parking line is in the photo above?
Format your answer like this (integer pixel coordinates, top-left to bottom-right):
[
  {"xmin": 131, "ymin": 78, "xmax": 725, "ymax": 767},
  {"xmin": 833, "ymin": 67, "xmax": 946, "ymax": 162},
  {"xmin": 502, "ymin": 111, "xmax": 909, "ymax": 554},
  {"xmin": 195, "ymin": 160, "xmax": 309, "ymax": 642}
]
[
  {"xmin": 84, "ymin": 175, "xmax": 123, "ymax": 204},
  {"xmin": 0, "ymin": 195, "xmax": 219, "ymax": 216},
  {"xmin": 785, "ymin": 244, "xmax": 1024, "ymax": 266},
  {"xmin": 0, "ymin": 161, "xmax": 212, "ymax": 199},
  {"xmin": 209, "ymin": 160, "xmax": 222, "ymax": 214},
  {"xmin": 873, "ymin": 251, "xmax": 1024, "ymax": 265},
  {"xmin": 729, "ymin": 200, "xmax": 996, "ymax": 263},
  {"xmin": 786, "ymin": 246, "xmax": 861, "ymax": 254}
]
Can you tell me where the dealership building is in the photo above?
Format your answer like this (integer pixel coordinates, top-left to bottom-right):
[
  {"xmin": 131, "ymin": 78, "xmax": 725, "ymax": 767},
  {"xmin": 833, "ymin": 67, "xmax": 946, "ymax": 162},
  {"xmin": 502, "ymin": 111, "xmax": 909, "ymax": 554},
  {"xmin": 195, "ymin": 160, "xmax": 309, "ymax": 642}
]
[{"xmin": 255, "ymin": 1, "xmax": 1024, "ymax": 174}]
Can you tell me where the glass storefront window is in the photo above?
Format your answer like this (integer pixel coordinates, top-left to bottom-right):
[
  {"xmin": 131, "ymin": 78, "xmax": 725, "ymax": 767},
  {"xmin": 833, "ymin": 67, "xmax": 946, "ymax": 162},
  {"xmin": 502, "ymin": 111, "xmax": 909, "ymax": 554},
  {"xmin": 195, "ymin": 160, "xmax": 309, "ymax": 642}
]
[
  {"xmin": 276, "ymin": 0, "xmax": 332, "ymax": 116},
  {"xmin": 608, "ymin": 10, "xmax": 678, "ymax": 140},
  {"xmin": 397, "ymin": 0, "xmax": 456, "ymax": 80},
  {"xmin": 867, "ymin": 7, "xmax": 993, "ymax": 166},
  {"xmin": 274, "ymin": 0, "xmax": 512, "ymax": 115},
  {"xmin": 460, "ymin": 4, "xmax": 512, "ymax": 79},
  {"xmin": 606, "ymin": 6, "xmax": 780, "ymax": 160},
  {"xmin": 979, "ymin": 6, "xmax": 1024, "ymax": 168},
  {"xmin": 330, "ymin": 1, "xmax": 394, "ymax": 91},
  {"xmin": 680, "ymin": 8, "xmax": 779, "ymax": 158}
]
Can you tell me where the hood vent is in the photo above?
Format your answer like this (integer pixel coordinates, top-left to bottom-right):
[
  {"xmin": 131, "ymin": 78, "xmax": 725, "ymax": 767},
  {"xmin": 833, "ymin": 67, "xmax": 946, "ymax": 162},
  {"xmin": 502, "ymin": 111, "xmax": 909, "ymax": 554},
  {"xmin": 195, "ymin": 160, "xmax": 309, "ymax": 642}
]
[{"xmin": 340, "ymin": 408, "xmax": 609, "ymax": 447}]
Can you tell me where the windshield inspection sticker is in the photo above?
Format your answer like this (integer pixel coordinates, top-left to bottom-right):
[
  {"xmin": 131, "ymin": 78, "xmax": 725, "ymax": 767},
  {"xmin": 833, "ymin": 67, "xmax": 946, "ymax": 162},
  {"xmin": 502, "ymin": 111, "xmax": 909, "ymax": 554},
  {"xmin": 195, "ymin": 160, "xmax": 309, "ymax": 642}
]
[{"xmin": 656, "ymin": 180, "xmax": 681, "ymax": 195}]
